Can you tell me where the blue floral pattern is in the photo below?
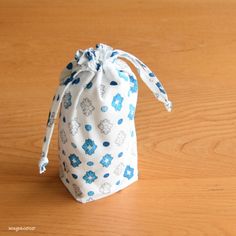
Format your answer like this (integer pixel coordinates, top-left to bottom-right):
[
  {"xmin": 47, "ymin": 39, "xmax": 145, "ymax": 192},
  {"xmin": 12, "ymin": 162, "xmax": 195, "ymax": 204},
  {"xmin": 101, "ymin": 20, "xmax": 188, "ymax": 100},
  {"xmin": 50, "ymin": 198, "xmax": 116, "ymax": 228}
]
[
  {"xmin": 68, "ymin": 154, "xmax": 81, "ymax": 167},
  {"xmin": 117, "ymin": 69, "xmax": 129, "ymax": 81},
  {"xmin": 112, "ymin": 93, "xmax": 124, "ymax": 111},
  {"xmin": 83, "ymin": 170, "xmax": 98, "ymax": 184},
  {"xmin": 129, "ymin": 75, "xmax": 138, "ymax": 93},
  {"xmin": 128, "ymin": 104, "xmax": 135, "ymax": 120},
  {"xmin": 123, "ymin": 165, "xmax": 134, "ymax": 180},
  {"xmin": 100, "ymin": 154, "xmax": 113, "ymax": 168},
  {"xmin": 82, "ymin": 139, "xmax": 97, "ymax": 155}
]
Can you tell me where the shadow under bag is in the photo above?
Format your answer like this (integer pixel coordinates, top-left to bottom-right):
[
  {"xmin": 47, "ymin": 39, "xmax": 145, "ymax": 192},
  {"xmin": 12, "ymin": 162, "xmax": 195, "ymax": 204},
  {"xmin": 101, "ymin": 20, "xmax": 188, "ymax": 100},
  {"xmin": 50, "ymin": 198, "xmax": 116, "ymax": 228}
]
[{"xmin": 39, "ymin": 43, "xmax": 172, "ymax": 203}]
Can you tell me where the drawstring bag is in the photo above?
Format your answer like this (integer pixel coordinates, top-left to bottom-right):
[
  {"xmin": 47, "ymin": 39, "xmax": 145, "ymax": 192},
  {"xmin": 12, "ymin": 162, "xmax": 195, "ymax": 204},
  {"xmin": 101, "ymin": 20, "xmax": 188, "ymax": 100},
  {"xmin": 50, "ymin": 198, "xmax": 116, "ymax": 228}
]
[{"xmin": 39, "ymin": 43, "xmax": 172, "ymax": 203}]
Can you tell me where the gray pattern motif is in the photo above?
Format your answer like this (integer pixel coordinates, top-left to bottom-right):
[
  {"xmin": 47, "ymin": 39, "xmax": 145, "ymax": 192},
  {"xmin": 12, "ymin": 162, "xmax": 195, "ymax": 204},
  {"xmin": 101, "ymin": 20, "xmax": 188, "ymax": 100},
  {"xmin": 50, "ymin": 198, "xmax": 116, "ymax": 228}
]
[
  {"xmin": 80, "ymin": 97, "xmax": 95, "ymax": 116},
  {"xmin": 99, "ymin": 84, "xmax": 106, "ymax": 97},
  {"xmin": 68, "ymin": 118, "xmax": 80, "ymax": 136},
  {"xmin": 73, "ymin": 184, "xmax": 83, "ymax": 198},
  {"xmin": 99, "ymin": 182, "xmax": 112, "ymax": 194},
  {"xmin": 60, "ymin": 129, "xmax": 67, "ymax": 144},
  {"xmin": 115, "ymin": 131, "xmax": 126, "ymax": 146},
  {"xmin": 63, "ymin": 92, "xmax": 72, "ymax": 109},
  {"xmin": 98, "ymin": 119, "xmax": 113, "ymax": 135},
  {"xmin": 47, "ymin": 112, "xmax": 55, "ymax": 127},
  {"xmin": 113, "ymin": 163, "xmax": 125, "ymax": 176}
]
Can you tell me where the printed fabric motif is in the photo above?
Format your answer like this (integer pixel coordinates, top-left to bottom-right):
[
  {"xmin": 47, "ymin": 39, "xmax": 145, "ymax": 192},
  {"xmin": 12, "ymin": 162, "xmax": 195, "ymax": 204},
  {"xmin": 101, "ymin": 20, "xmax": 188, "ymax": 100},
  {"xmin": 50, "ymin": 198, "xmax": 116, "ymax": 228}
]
[
  {"xmin": 99, "ymin": 84, "xmax": 106, "ymax": 97},
  {"xmin": 128, "ymin": 104, "xmax": 135, "ymax": 120},
  {"xmin": 80, "ymin": 97, "xmax": 95, "ymax": 116},
  {"xmin": 68, "ymin": 118, "xmax": 80, "ymax": 136},
  {"xmin": 99, "ymin": 182, "xmax": 112, "ymax": 194},
  {"xmin": 98, "ymin": 119, "xmax": 113, "ymax": 135},
  {"xmin": 111, "ymin": 93, "xmax": 123, "ymax": 111},
  {"xmin": 69, "ymin": 154, "xmax": 81, "ymax": 168},
  {"xmin": 83, "ymin": 170, "xmax": 98, "ymax": 184},
  {"xmin": 47, "ymin": 112, "xmax": 55, "ymax": 127},
  {"xmin": 63, "ymin": 92, "xmax": 72, "ymax": 109},
  {"xmin": 73, "ymin": 184, "xmax": 83, "ymax": 198},
  {"xmin": 129, "ymin": 75, "xmax": 138, "ymax": 93},
  {"xmin": 60, "ymin": 130, "xmax": 67, "ymax": 144},
  {"xmin": 115, "ymin": 131, "xmax": 126, "ymax": 146},
  {"xmin": 123, "ymin": 165, "xmax": 134, "ymax": 180},
  {"xmin": 100, "ymin": 154, "xmax": 113, "ymax": 168},
  {"xmin": 82, "ymin": 139, "xmax": 97, "ymax": 155}
]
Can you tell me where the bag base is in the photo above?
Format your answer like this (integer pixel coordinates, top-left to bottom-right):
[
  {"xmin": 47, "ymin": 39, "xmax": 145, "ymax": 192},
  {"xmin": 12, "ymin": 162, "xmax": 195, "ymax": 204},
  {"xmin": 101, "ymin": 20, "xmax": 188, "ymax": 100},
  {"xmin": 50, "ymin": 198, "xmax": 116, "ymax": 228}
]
[{"xmin": 59, "ymin": 173, "xmax": 138, "ymax": 203}]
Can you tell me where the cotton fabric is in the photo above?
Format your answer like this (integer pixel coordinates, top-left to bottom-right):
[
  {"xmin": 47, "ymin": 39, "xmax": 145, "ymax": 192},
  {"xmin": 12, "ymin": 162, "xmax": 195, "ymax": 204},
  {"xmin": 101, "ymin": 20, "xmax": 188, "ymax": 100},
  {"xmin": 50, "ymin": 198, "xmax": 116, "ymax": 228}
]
[{"xmin": 39, "ymin": 43, "xmax": 172, "ymax": 203}]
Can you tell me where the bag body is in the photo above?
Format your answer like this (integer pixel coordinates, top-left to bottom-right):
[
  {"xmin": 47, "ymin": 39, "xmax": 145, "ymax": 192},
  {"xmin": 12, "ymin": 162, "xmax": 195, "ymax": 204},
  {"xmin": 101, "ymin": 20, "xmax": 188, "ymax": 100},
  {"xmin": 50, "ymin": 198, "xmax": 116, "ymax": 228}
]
[{"xmin": 39, "ymin": 43, "xmax": 172, "ymax": 203}]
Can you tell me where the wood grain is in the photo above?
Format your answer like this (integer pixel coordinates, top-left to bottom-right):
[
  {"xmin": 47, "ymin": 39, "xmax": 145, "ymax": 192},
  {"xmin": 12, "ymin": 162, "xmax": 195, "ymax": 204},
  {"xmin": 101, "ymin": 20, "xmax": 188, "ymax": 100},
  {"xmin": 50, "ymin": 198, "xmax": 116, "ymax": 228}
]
[{"xmin": 1, "ymin": 0, "xmax": 236, "ymax": 235}]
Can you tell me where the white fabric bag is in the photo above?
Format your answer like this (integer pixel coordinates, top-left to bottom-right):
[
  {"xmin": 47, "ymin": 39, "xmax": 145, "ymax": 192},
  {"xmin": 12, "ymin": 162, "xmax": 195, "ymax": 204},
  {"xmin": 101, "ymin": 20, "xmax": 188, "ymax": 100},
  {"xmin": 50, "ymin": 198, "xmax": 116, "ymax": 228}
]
[{"xmin": 39, "ymin": 43, "xmax": 172, "ymax": 203}]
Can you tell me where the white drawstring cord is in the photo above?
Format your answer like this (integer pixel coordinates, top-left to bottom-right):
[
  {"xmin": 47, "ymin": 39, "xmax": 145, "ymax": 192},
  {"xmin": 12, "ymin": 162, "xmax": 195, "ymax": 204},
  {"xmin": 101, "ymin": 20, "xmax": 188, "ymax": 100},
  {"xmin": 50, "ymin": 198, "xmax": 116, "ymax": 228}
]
[
  {"xmin": 39, "ymin": 85, "xmax": 68, "ymax": 174},
  {"xmin": 115, "ymin": 49, "xmax": 172, "ymax": 112},
  {"xmin": 39, "ymin": 155, "xmax": 49, "ymax": 174}
]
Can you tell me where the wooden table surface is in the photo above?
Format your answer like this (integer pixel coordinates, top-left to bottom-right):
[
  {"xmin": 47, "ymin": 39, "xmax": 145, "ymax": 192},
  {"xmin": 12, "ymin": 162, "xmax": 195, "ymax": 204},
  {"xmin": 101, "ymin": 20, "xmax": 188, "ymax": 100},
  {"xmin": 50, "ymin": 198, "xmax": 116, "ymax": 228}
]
[{"xmin": 1, "ymin": 0, "xmax": 236, "ymax": 235}]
